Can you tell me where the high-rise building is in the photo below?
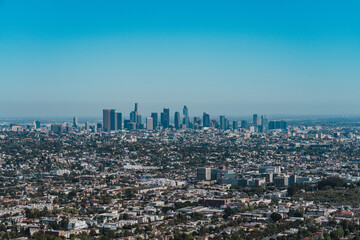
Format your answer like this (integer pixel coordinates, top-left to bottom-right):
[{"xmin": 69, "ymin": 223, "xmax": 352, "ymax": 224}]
[
  {"xmin": 103, "ymin": 109, "xmax": 111, "ymax": 132},
  {"xmin": 116, "ymin": 112, "xmax": 122, "ymax": 130},
  {"xmin": 85, "ymin": 122, "xmax": 90, "ymax": 130},
  {"xmin": 203, "ymin": 112, "xmax": 210, "ymax": 127},
  {"xmin": 146, "ymin": 117, "xmax": 153, "ymax": 130},
  {"xmin": 65, "ymin": 125, "xmax": 72, "ymax": 133},
  {"xmin": 212, "ymin": 119, "xmax": 219, "ymax": 129},
  {"xmin": 194, "ymin": 116, "xmax": 201, "ymax": 125},
  {"xmin": 183, "ymin": 106, "xmax": 189, "ymax": 128},
  {"xmin": 281, "ymin": 120, "xmax": 288, "ymax": 130},
  {"xmin": 135, "ymin": 102, "xmax": 141, "ymax": 124},
  {"xmin": 225, "ymin": 118, "xmax": 229, "ymax": 130},
  {"xmin": 124, "ymin": 119, "xmax": 131, "ymax": 130},
  {"xmin": 160, "ymin": 112, "xmax": 164, "ymax": 128},
  {"xmin": 51, "ymin": 124, "xmax": 64, "ymax": 134},
  {"xmin": 110, "ymin": 109, "xmax": 117, "ymax": 131},
  {"xmin": 161, "ymin": 108, "xmax": 170, "ymax": 128},
  {"xmin": 128, "ymin": 122, "xmax": 136, "ymax": 130},
  {"xmin": 151, "ymin": 112, "xmax": 158, "ymax": 130},
  {"xmin": 261, "ymin": 115, "xmax": 268, "ymax": 132},
  {"xmin": 261, "ymin": 115, "xmax": 268, "ymax": 126},
  {"xmin": 73, "ymin": 117, "xmax": 78, "ymax": 128},
  {"xmin": 258, "ymin": 125, "xmax": 264, "ymax": 133},
  {"xmin": 131, "ymin": 102, "xmax": 140, "ymax": 124},
  {"xmin": 268, "ymin": 120, "xmax": 288, "ymax": 130},
  {"xmin": 174, "ymin": 112, "xmax": 181, "ymax": 129},
  {"xmin": 137, "ymin": 122, "xmax": 145, "ymax": 129},
  {"xmin": 219, "ymin": 115, "xmax": 226, "ymax": 130},
  {"xmin": 34, "ymin": 120, "xmax": 41, "ymax": 129},
  {"xmin": 130, "ymin": 111, "xmax": 136, "ymax": 123},
  {"xmin": 274, "ymin": 175, "xmax": 289, "ymax": 187},
  {"xmin": 197, "ymin": 168, "xmax": 212, "ymax": 181},
  {"xmin": 253, "ymin": 114, "xmax": 259, "ymax": 127},
  {"xmin": 241, "ymin": 120, "xmax": 248, "ymax": 129},
  {"xmin": 135, "ymin": 102, "xmax": 139, "ymax": 114},
  {"xmin": 233, "ymin": 121, "xmax": 239, "ymax": 130}
]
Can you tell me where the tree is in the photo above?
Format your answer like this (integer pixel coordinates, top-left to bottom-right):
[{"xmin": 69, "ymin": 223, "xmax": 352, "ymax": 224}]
[
  {"xmin": 224, "ymin": 207, "xmax": 236, "ymax": 219},
  {"xmin": 318, "ymin": 177, "xmax": 346, "ymax": 190},
  {"xmin": 330, "ymin": 226, "xmax": 344, "ymax": 240},
  {"xmin": 59, "ymin": 216, "xmax": 69, "ymax": 230},
  {"xmin": 270, "ymin": 212, "xmax": 282, "ymax": 222},
  {"xmin": 323, "ymin": 231, "xmax": 331, "ymax": 240},
  {"xmin": 0, "ymin": 223, "xmax": 6, "ymax": 232}
]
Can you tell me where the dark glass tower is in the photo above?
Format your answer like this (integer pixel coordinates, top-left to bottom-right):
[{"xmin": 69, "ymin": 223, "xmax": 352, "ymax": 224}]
[
  {"xmin": 151, "ymin": 112, "xmax": 158, "ymax": 130},
  {"xmin": 183, "ymin": 106, "xmax": 189, "ymax": 128},
  {"xmin": 220, "ymin": 115, "xmax": 225, "ymax": 130},
  {"xmin": 174, "ymin": 111, "xmax": 181, "ymax": 129},
  {"xmin": 203, "ymin": 112, "xmax": 210, "ymax": 127},
  {"xmin": 253, "ymin": 114, "xmax": 259, "ymax": 127},
  {"xmin": 161, "ymin": 108, "xmax": 170, "ymax": 128},
  {"xmin": 116, "ymin": 112, "xmax": 122, "ymax": 130},
  {"xmin": 110, "ymin": 109, "xmax": 117, "ymax": 131},
  {"xmin": 103, "ymin": 109, "xmax": 111, "ymax": 132}
]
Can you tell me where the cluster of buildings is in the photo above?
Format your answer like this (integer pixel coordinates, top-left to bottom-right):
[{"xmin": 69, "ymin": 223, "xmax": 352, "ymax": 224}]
[
  {"xmin": 0, "ymin": 114, "xmax": 360, "ymax": 239},
  {"xmin": 197, "ymin": 165, "xmax": 313, "ymax": 189},
  {"xmin": 101, "ymin": 103, "xmax": 287, "ymax": 132},
  {"xmin": 4, "ymin": 103, "xmax": 289, "ymax": 135}
]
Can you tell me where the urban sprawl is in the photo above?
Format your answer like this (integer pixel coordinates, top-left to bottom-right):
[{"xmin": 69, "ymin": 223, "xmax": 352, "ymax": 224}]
[{"xmin": 1, "ymin": 103, "xmax": 360, "ymax": 240}]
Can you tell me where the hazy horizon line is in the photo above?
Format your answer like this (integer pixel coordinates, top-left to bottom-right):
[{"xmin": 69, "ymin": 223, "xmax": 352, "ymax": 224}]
[{"xmin": 2, "ymin": 114, "xmax": 360, "ymax": 124}]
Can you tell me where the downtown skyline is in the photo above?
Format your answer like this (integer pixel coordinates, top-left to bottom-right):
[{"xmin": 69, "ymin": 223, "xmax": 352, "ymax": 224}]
[{"xmin": 100, "ymin": 102, "xmax": 285, "ymax": 132}]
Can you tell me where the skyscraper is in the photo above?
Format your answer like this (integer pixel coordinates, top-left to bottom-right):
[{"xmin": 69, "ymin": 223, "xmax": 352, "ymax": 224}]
[
  {"xmin": 193, "ymin": 116, "xmax": 201, "ymax": 125},
  {"xmin": 160, "ymin": 112, "xmax": 164, "ymax": 128},
  {"xmin": 135, "ymin": 103, "xmax": 142, "ymax": 124},
  {"xmin": 197, "ymin": 168, "xmax": 212, "ymax": 181},
  {"xmin": 203, "ymin": 112, "xmax": 210, "ymax": 127},
  {"xmin": 124, "ymin": 119, "xmax": 131, "ymax": 130},
  {"xmin": 73, "ymin": 117, "xmax": 78, "ymax": 128},
  {"xmin": 151, "ymin": 112, "xmax": 158, "ymax": 130},
  {"xmin": 34, "ymin": 120, "xmax": 41, "ymax": 129},
  {"xmin": 103, "ymin": 109, "xmax": 111, "ymax": 132},
  {"xmin": 253, "ymin": 114, "xmax": 259, "ymax": 127},
  {"xmin": 280, "ymin": 120, "xmax": 288, "ymax": 130},
  {"xmin": 241, "ymin": 120, "xmax": 248, "ymax": 129},
  {"xmin": 85, "ymin": 121, "xmax": 90, "ymax": 130},
  {"xmin": 137, "ymin": 115, "xmax": 142, "ymax": 124},
  {"xmin": 225, "ymin": 118, "xmax": 229, "ymax": 130},
  {"xmin": 233, "ymin": 121, "xmax": 239, "ymax": 130},
  {"xmin": 51, "ymin": 124, "xmax": 64, "ymax": 134},
  {"xmin": 268, "ymin": 120, "xmax": 288, "ymax": 130},
  {"xmin": 135, "ymin": 102, "xmax": 139, "ymax": 114},
  {"xmin": 161, "ymin": 108, "xmax": 170, "ymax": 128},
  {"xmin": 220, "ymin": 115, "xmax": 225, "ymax": 130},
  {"xmin": 146, "ymin": 117, "xmax": 153, "ymax": 130},
  {"xmin": 110, "ymin": 109, "xmax": 117, "ymax": 131},
  {"xmin": 174, "ymin": 111, "xmax": 181, "ymax": 129},
  {"xmin": 116, "ymin": 112, "xmax": 122, "ymax": 130},
  {"xmin": 261, "ymin": 115, "xmax": 268, "ymax": 131},
  {"xmin": 183, "ymin": 106, "xmax": 189, "ymax": 128},
  {"xmin": 130, "ymin": 111, "xmax": 136, "ymax": 123}
]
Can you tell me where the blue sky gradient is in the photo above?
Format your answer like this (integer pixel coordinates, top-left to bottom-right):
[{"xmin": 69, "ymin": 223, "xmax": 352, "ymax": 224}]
[{"xmin": 1, "ymin": 0, "xmax": 360, "ymax": 117}]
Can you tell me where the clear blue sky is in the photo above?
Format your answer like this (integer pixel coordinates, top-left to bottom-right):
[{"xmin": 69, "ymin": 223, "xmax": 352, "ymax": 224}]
[{"xmin": 1, "ymin": 0, "xmax": 360, "ymax": 118}]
